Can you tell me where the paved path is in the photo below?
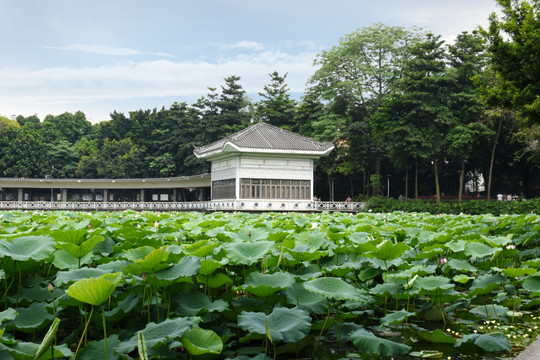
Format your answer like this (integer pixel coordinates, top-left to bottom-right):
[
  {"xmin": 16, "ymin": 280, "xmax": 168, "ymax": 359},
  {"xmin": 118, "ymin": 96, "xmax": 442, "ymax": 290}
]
[{"xmin": 515, "ymin": 336, "xmax": 540, "ymax": 359}]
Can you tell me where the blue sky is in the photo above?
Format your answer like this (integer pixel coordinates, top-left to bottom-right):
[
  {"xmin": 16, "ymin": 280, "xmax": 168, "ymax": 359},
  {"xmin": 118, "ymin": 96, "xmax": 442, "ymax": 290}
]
[{"xmin": 0, "ymin": 0, "xmax": 500, "ymax": 123}]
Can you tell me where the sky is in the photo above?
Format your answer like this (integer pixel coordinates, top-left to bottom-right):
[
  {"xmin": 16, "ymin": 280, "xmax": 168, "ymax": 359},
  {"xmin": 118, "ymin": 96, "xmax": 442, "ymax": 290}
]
[{"xmin": 0, "ymin": 0, "xmax": 501, "ymax": 123}]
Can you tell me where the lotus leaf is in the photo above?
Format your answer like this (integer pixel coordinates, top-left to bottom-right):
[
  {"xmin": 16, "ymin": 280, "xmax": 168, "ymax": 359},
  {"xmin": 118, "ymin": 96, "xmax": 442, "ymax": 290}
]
[
  {"xmin": 410, "ymin": 325, "xmax": 456, "ymax": 344},
  {"xmin": 180, "ymin": 327, "xmax": 223, "ymax": 355},
  {"xmin": 349, "ymin": 328, "xmax": 411, "ymax": 356},
  {"xmin": 183, "ymin": 239, "xmax": 219, "ymax": 257},
  {"xmin": 446, "ymin": 259, "xmax": 477, "ymax": 272},
  {"xmin": 238, "ymin": 307, "xmax": 311, "ymax": 343},
  {"xmin": 115, "ymin": 317, "xmax": 193, "ymax": 353},
  {"xmin": 0, "ymin": 341, "xmax": 73, "ymax": 360},
  {"xmin": 503, "ymin": 267, "xmax": 536, "ymax": 278},
  {"xmin": 52, "ymin": 249, "xmax": 93, "ymax": 270},
  {"xmin": 66, "ymin": 272, "xmax": 122, "ymax": 306},
  {"xmin": 0, "ymin": 308, "xmax": 18, "ymax": 325},
  {"xmin": 380, "ymin": 310, "xmax": 414, "ymax": 327},
  {"xmin": 153, "ymin": 255, "xmax": 200, "ymax": 283},
  {"xmin": 4, "ymin": 302, "xmax": 54, "ymax": 333},
  {"xmin": 0, "ymin": 235, "xmax": 56, "ymax": 262},
  {"xmin": 123, "ymin": 246, "xmax": 169, "ymax": 275},
  {"xmin": 464, "ymin": 242, "xmax": 496, "ymax": 259},
  {"xmin": 198, "ymin": 273, "xmax": 233, "ymax": 288},
  {"xmin": 57, "ymin": 234, "xmax": 104, "ymax": 260},
  {"xmin": 414, "ymin": 276, "xmax": 454, "ymax": 293},
  {"xmin": 469, "ymin": 274, "xmax": 505, "ymax": 295},
  {"xmin": 453, "ymin": 274, "xmax": 474, "ymax": 283},
  {"xmin": 242, "ymin": 271, "xmax": 295, "ymax": 297},
  {"xmin": 371, "ymin": 240, "xmax": 409, "ymax": 261},
  {"xmin": 522, "ymin": 275, "xmax": 540, "ymax": 295},
  {"xmin": 54, "ymin": 267, "xmax": 111, "ymax": 286},
  {"xmin": 304, "ymin": 277, "xmax": 368, "ymax": 302},
  {"xmin": 455, "ymin": 333, "xmax": 511, "ymax": 352},
  {"xmin": 223, "ymin": 241, "xmax": 274, "ymax": 265},
  {"xmin": 283, "ymin": 282, "xmax": 328, "ymax": 314},
  {"xmin": 80, "ymin": 335, "xmax": 120, "ymax": 360}
]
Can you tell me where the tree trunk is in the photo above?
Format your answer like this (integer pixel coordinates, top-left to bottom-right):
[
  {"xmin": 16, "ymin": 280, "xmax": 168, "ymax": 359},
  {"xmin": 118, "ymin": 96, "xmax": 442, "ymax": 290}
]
[
  {"xmin": 487, "ymin": 117, "xmax": 502, "ymax": 201},
  {"xmin": 433, "ymin": 159, "xmax": 441, "ymax": 203},
  {"xmin": 458, "ymin": 158, "xmax": 465, "ymax": 202},
  {"xmin": 405, "ymin": 165, "xmax": 409, "ymax": 200},
  {"xmin": 415, "ymin": 157, "xmax": 419, "ymax": 199}
]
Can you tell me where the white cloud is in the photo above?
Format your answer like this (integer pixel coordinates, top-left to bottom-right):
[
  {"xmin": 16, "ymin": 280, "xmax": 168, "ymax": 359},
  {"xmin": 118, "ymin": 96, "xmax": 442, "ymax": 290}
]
[
  {"xmin": 42, "ymin": 44, "xmax": 174, "ymax": 57},
  {"xmin": 0, "ymin": 49, "xmax": 317, "ymax": 121},
  {"xmin": 218, "ymin": 41, "xmax": 265, "ymax": 51}
]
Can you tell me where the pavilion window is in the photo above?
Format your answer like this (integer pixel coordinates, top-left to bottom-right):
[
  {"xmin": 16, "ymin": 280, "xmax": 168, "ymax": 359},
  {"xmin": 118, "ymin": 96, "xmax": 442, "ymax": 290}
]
[
  {"xmin": 240, "ymin": 178, "xmax": 310, "ymax": 200},
  {"xmin": 212, "ymin": 179, "xmax": 236, "ymax": 199}
]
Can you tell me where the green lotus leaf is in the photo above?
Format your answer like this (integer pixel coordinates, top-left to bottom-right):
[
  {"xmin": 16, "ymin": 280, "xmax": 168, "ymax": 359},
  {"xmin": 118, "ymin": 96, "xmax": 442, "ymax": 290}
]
[
  {"xmin": 224, "ymin": 228, "xmax": 270, "ymax": 242},
  {"xmin": 123, "ymin": 246, "xmax": 169, "ymax": 275},
  {"xmin": 414, "ymin": 276, "xmax": 454, "ymax": 293},
  {"xmin": 66, "ymin": 272, "xmax": 122, "ymax": 306},
  {"xmin": 370, "ymin": 282, "xmax": 396, "ymax": 297},
  {"xmin": 122, "ymin": 245, "xmax": 157, "ymax": 261},
  {"xmin": 350, "ymin": 328, "xmax": 411, "ymax": 356},
  {"xmin": 153, "ymin": 255, "xmax": 200, "ymax": 283},
  {"xmin": 410, "ymin": 325, "xmax": 456, "ymax": 344},
  {"xmin": 453, "ymin": 274, "xmax": 474, "ymax": 284},
  {"xmin": 380, "ymin": 310, "xmax": 415, "ymax": 327},
  {"xmin": 180, "ymin": 327, "xmax": 223, "ymax": 355},
  {"xmin": 183, "ymin": 240, "xmax": 219, "ymax": 257},
  {"xmin": 445, "ymin": 240, "xmax": 467, "ymax": 253},
  {"xmin": 174, "ymin": 291, "xmax": 229, "ymax": 316},
  {"xmin": 287, "ymin": 247, "xmax": 326, "ymax": 262},
  {"xmin": 223, "ymin": 241, "xmax": 274, "ymax": 265},
  {"xmin": 57, "ymin": 234, "xmax": 104, "ymax": 259},
  {"xmin": 54, "ymin": 267, "xmax": 111, "ymax": 286},
  {"xmin": 238, "ymin": 307, "xmax": 311, "ymax": 343},
  {"xmin": 80, "ymin": 335, "xmax": 119, "ymax": 360},
  {"xmin": 52, "ymin": 249, "xmax": 93, "ymax": 270},
  {"xmin": 4, "ymin": 302, "xmax": 54, "ymax": 334},
  {"xmin": 197, "ymin": 273, "xmax": 233, "ymax": 288},
  {"xmin": 51, "ymin": 229, "xmax": 86, "ymax": 245},
  {"xmin": 0, "ymin": 235, "xmax": 56, "ymax": 262},
  {"xmin": 293, "ymin": 231, "xmax": 328, "ymax": 251},
  {"xmin": 470, "ymin": 304, "xmax": 509, "ymax": 318},
  {"xmin": 0, "ymin": 341, "xmax": 73, "ymax": 359},
  {"xmin": 371, "ymin": 240, "xmax": 409, "ymax": 261},
  {"xmin": 0, "ymin": 308, "xmax": 18, "ymax": 327},
  {"xmin": 199, "ymin": 258, "xmax": 223, "ymax": 276},
  {"xmin": 284, "ymin": 282, "xmax": 328, "ymax": 314},
  {"xmin": 464, "ymin": 242, "xmax": 496, "ymax": 259},
  {"xmin": 456, "ymin": 333, "xmax": 510, "ymax": 352},
  {"xmin": 115, "ymin": 317, "xmax": 193, "ymax": 354},
  {"xmin": 523, "ymin": 275, "xmax": 540, "ymax": 294},
  {"xmin": 524, "ymin": 258, "xmax": 540, "ymax": 268},
  {"xmin": 304, "ymin": 277, "xmax": 367, "ymax": 302},
  {"xmin": 469, "ymin": 274, "xmax": 505, "ymax": 295},
  {"xmin": 242, "ymin": 271, "xmax": 295, "ymax": 297},
  {"xmin": 503, "ymin": 267, "xmax": 536, "ymax": 278},
  {"xmin": 446, "ymin": 259, "xmax": 477, "ymax": 273},
  {"xmin": 485, "ymin": 236, "xmax": 512, "ymax": 247}
]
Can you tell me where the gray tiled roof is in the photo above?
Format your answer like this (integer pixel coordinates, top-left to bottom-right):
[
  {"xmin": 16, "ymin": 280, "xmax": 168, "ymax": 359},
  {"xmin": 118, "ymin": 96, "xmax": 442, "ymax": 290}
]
[{"xmin": 193, "ymin": 121, "xmax": 334, "ymax": 158}]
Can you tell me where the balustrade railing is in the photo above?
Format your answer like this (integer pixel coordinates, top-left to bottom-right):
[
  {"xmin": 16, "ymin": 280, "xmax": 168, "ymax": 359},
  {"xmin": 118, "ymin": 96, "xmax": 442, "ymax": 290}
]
[{"xmin": 0, "ymin": 200, "xmax": 365, "ymax": 212}]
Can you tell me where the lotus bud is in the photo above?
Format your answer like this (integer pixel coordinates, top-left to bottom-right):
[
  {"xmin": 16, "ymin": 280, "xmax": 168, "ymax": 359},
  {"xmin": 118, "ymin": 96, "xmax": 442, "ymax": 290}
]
[
  {"xmin": 137, "ymin": 224, "xmax": 141, "ymax": 229},
  {"xmin": 48, "ymin": 283, "xmax": 54, "ymax": 292},
  {"xmin": 142, "ymin": 273, "xmax": 147, "ymax": 282},
  {"xmin": 311, "ymin": 222, "xmax": 318, "ymax": 229},
  {"xmin": 506, "ymin": 244, "xmax": 516, "ymax": 250},
  {"xmin": 87, "ymin": 223, "xmax": 91, "ymax": 228},
  {"xmin": 154, "ymin": 221, "xmax": 159, "ymax": 228},
  {"xmin": 440, "ymin": 257, "xmax": 448, "ymax": 265}
]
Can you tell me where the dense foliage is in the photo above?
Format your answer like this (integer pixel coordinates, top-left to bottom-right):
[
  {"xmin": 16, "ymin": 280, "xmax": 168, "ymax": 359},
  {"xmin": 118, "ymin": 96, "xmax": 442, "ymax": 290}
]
[
  {"xmin": 1, "ymin": 1, "xmax": 539, "ymax": 200},
  {"xmin": 0, "ymin": 210, "xmax": 539, "ymax": 359}
]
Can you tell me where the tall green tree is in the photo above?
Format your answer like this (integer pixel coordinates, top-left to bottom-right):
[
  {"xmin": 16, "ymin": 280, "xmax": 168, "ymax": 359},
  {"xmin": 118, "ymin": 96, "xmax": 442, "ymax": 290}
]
[
  {"xmin": 256, "ymin": 71, "xmax": 297, "ymax": 129},
  {"xmin": 40, "ymin": 111, "xmax": 92, "ymax": 144},
  {"xmin": 484, "ymin": 0, "xmax": 540, "ymax": 165},
  {"xmin": 446, "ymin": 31, "xmax": 490, "ymax": 200},
  {"xmin": 0, "ymin": 128, "xmax": 47, "ymax": 177}
]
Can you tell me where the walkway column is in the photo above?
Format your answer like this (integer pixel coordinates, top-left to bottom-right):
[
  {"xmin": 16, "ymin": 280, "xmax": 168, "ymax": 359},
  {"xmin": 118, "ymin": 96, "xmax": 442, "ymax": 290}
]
[
  {"xmin": 172, "ymin": 189, "xmax": 177, "ymax": 202},
  {"xmin": 140, "ymin": 189, "xmax": 145, "ymax": 203},
  {"xmin": 62, "ymin": 189, "xmax": 67, "ymax": 202},
  {"xmin": 103, "ymin": 189, "xmax": 108, "ymax": 203},
  {"xmin": 17, "ymin": 188, "xmax": 23, "ymax": 201}
]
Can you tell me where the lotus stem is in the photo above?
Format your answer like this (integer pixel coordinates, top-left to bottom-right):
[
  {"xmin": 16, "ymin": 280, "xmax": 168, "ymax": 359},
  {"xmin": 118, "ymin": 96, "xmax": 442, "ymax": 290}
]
[
  {"xmin": 74, "ymin": 306, "xmax": 94, "ymax": 360},
  {"xmin": 102, "ymin": 304, "xmax": 109, "ymax": 360}
]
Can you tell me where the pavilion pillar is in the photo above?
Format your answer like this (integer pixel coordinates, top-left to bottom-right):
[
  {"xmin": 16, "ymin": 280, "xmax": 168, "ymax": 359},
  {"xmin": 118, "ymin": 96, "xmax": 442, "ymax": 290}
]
[{"xmin": 103, "ymin": 189, "xmax": 108, "ymax": 203}]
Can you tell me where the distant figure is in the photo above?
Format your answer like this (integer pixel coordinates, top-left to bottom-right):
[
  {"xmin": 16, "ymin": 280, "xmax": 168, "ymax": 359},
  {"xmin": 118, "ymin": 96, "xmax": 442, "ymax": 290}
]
[
  {"xmin": 497, "ymin": 193, "xmax": 503, "ymax": 201},
  {"xmin": 345, "ymin": 196, "xmax": 351, "ymax": 202},
  {"xmin": 507, "ymin": 194, "xmax": 513, "ymax": 201},
  {"xmin": 398, "ymin": 194, "xmax": 405, "ymax": 201}
]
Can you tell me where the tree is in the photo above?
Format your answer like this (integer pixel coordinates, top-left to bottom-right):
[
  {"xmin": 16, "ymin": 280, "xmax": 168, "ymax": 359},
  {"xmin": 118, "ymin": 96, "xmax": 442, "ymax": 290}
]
[
  {"xmin": 484, "ymin": 0, "xmax": 540, "ymax": 165},
  {"xmin": 40, "ymin": 111, "xmax": 92, "ymax": 144},
  {"xmin": 446, "ymin": 31, "xmax": 490, "ymax": 200},
  {"xmin": 308, "ymin": 23, "xmax": 425, "ymax": 195},
  {"xmin": 16, "ymin": 114, "xmax": 41, "ymax": 130},
  {"xmin": 256, "ymin": 71, "xmax": 297, "ymax": 129},
  {"xmin": 375, "ymin": 34, "xmax": 454, "ymax": 202},
  {"xmin": 0, "ymin": 116, "xmax": 20, "ymax": 132},
  {"xmin": 0, "ymin": 128, "xmax": 47, "ymax": 177}
]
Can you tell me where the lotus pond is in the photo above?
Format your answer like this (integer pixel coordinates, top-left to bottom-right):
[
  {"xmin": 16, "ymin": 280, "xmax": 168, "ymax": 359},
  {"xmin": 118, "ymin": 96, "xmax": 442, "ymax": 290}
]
[{"xmin": 1, "ymin": 210, "xmax": 540, "ymax": 360}]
